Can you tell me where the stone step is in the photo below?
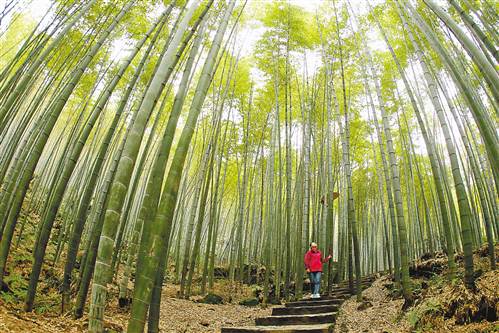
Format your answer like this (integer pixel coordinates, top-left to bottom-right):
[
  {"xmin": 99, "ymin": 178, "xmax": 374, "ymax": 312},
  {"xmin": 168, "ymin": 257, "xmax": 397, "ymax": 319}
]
[
  {"xmin": 326, "ymin": 288, "xmax": 352, "ymax": 294},
  {"xmin": 336, "ymin": 278, "xmax": 375, "ymax": 287},
  {"xmin": 286, "ymin": 299, "xmax": 342, "ymax": 308},
  {"xmin": 319, "ymin": 291, "xmax": 353, "ymax": 298},
  {"xmin": 328, "ymin": 291, "xmax": 351, "ymax": 297},
  {"xmin": 333, "ymin": 285, "xmax": 370, "ymax": 291},
  {"xmin": 300, "ymin": 294, "xmax": 349, "ymax": 302},
  {"xmin": 255, "ymin": 312, "xmax": 337, "ymax": 326},
  {"xmin": 337, "ymin": 281, "xmax": 372, "ymax": 287},
  {"xmin": 221, "ymin": 323, "xmax": 333, "ymax": 333},
  {"xmin": 334, "ymin": 284, "xmax": 371, "ymax": 292},
  {"xmin": 296, "ymin": 295, "xmax": 347, "ymax": 303},
  {"xmin": 328, "ymin": 287, "xmax": 352, "ymax": 293},
  {"xmin": 302, "ymin": 294, "xmax": 351, "ymax": 303},
  {"xmin": 272, "ymin": 304, "xmax": 339, "ymax": 316}
]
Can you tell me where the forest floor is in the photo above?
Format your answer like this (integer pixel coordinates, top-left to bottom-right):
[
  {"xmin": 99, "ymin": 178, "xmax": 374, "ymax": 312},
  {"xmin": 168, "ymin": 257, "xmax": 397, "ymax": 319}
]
[
  {"xmin": 0, "ymin": 276, "xmax": 271, "ymax": 333},
  {"xmin": 152, "ymin": 283, "xmax": 272, "ymax": 332},
  {"xmin": 336, "ymin": 244, "xmax": 499, "ymax": 333},
  {"xmin": 335, "ymin": 274, "xmax": 411, "ymax": 332},
  {"xmin": 0, "ymin": 207, "xmax": 271, "ymax": 332}
]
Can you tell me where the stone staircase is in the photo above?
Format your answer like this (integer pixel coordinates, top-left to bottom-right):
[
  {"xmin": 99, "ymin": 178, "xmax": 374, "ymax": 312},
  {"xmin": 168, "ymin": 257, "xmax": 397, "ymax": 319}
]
[{"xmin": 222, "ymin": 276, "xmax": 375, "ymax": 333}]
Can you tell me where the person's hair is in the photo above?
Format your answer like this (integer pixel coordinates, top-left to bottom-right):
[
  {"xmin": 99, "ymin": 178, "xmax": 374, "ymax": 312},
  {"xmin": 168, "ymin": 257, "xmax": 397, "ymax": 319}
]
[{"xmin": 310, "ymin": 242, "xmax": 317, "ymax": 248}]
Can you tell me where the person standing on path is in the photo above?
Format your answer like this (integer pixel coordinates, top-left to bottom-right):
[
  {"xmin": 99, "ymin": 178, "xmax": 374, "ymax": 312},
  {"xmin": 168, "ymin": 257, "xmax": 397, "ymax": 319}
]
[{"xmin": 304, "ymin": 242, "xmax": 332, "ymax": 298}]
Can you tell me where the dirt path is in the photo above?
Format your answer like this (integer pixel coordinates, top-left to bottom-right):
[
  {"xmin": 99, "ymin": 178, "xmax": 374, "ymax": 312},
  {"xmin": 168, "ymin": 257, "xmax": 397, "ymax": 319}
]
[{"xmin": 221, "ymin": 276, "xmax": 375, "ymax": 332}]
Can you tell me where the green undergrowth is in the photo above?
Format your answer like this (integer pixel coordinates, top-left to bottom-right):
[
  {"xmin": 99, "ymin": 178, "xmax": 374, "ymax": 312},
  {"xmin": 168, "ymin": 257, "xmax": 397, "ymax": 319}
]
[{"xmin": 0, "ymin": 205, "xmax": 63, "ymax": 315}]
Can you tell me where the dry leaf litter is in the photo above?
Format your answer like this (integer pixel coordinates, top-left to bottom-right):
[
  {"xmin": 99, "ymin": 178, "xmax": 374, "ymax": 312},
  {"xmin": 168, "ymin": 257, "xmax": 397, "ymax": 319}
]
[
  {"xmin": 335, "ymin": 275, "xmax": 411, "ymax": 333},
  {"xmin": 0, "ymin": 280, "xmax": 271, "ymax": 332}
]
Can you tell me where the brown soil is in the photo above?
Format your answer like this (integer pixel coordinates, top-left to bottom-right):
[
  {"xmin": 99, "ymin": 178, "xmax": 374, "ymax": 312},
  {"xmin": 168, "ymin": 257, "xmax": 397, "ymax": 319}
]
[
  {"xmin": 0, "ymin": 205, "xmax": 271, "ymax": 332},
  {"xmin": 0, "ymin": 281, "xmax": 271, "ymax": 332},
  {"xmin": 156, "ymin": 296, "xmax": 271, "ymax": 332},
  {"xmin": 335, "ymin": 275, "xmax": 411, "ymax": 333},
  {"xmin": 335, "ymin": 244, "xmax": 499, "ymax": 333}
]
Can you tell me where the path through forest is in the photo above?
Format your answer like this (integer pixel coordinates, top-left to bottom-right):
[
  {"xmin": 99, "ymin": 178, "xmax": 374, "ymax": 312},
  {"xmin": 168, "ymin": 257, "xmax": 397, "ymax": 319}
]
[{"xmin": 222, "ymin": 276, "xmax": 375, "ymax": 332}]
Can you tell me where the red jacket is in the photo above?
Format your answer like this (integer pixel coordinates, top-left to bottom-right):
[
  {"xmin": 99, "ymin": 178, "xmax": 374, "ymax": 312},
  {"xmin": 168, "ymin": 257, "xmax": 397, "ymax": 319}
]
[{"xmin": 304, "ymin": 250, "xmax": 330, "ymax": 272}]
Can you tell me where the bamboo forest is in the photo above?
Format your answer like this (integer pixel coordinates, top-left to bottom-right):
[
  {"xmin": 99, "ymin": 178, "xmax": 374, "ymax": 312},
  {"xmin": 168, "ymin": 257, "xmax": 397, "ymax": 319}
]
[{"xmin": 0, "ymin": 0, "xmax": 497, "ymax": 332}]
